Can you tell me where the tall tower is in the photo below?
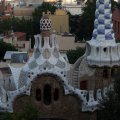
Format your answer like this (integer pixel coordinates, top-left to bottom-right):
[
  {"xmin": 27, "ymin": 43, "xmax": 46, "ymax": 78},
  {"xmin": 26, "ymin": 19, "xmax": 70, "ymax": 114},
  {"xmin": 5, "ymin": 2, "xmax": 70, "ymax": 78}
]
[
  {"xmin": 86, "ymin": 0, "xmax": 120, "ymax": 67},
  {"xmin": 72, "ymin": 0, "xmax": 120, "ymax": 91}
]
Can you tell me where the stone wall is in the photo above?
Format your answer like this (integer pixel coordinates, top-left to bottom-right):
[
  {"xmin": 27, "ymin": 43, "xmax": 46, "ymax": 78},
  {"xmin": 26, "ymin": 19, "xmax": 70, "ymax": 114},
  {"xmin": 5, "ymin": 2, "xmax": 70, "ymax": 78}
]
[
  {"xmin": 13, "ymin": 74, "xmax": 97, "ymax": 120},
  {"xmin": 80, "ymin": 67, "xmax": 113, "ymax": 90}
]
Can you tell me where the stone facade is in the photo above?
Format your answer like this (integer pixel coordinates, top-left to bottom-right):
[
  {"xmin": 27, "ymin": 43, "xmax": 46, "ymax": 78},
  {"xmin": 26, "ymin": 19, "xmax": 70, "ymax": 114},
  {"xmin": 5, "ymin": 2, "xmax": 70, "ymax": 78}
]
[
  {"xmin": 13, "ymin": 74, "xmax": 96, "ymax": 120},
  {"xmin": 79, "ymin": 67, "xmax": 113, "ymax": 90}
]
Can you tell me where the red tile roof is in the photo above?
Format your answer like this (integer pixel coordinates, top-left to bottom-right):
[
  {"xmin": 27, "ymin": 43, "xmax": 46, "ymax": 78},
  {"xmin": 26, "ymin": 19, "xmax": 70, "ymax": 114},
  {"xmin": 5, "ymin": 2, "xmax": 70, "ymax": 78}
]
[{"xmin": 14, "ymin": 32, "xmax": 26, "ymax": 39}]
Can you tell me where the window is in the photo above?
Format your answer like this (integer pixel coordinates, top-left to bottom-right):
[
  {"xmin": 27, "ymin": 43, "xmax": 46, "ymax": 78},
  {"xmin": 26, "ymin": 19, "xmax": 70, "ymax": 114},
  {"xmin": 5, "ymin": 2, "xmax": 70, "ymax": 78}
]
[
  {"xmin": 11, "ymin": 53, "xmax": 28, "ymax": 63},
  {"xmin": 103, "ymin": 69, "xmax": 108, "ymax": 78},
  {"xmin": 36, "ymin": 89, "xmax": 41, "ymax": 101},
  {"xmin": 103, "ymin": 47, "xmax": 107, "ymax": 52},
  {"xmin": 54, "ymin": 88, "xmax": 59, "ymax": 101},
  {"xmin": 43, "ymin": 84, "xmax": 51, "ymax": 105},
  {"xmin": 80, "ymin": 81, "xmax": 87, "ymax": 90}
]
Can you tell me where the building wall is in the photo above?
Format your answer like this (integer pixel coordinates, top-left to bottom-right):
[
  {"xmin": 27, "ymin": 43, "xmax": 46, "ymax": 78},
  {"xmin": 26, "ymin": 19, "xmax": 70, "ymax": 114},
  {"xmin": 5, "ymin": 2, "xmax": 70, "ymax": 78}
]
[
  {"xmin": 14, "ymin": 40, "xmax": 30, "ymax": 52},
  {"xmin": 25, "ymin": 0, "xmax": 44, "ymax": 6},
  {"xmin": 28, "ymin": 35, "xmax": 85, "ymax": 55},
  {"xmin": 13, "ymin": 74, "xmax": 97, "ymax": 120},
  {"xmin": 112, "ymin": 8, "xmax": 120, "ymax": 40},
  {"xmin": 56, "ymin": 35, "xmax": 85, "ymax": 51},
  {"xmin": 14, "ymin": 7, "xmax": 34, "ymax": 19},
  {"xmin": 79, "ymin": 67, "xmax": 114, "ymax": 90},
  {"xmin": 4, "ymin": 36, "xmax": 17, "ymax": 44},
  {"xmin": 3, "ymin": 36, "xmax": 30, "ymax": 52},
  {"xmin": 49, "ymin": 10, "xmax": 69, "ymax": 33}
]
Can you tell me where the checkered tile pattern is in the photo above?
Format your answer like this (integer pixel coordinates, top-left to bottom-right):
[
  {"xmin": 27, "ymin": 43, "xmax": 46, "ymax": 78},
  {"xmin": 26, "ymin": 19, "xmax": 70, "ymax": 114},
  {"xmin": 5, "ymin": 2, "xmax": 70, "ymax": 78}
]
[
  {"xmin": 40, "ymin": 18, "xmax": 51, "ymax": 31},
  {"xmin": 92, "ymin": 0, "xmax": 114, "ymax": 40}
]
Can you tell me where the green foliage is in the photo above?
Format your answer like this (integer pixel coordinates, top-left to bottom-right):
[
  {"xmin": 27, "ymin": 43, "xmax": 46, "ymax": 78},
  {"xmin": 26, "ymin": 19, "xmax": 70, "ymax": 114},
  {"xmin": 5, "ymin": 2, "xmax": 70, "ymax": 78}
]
[
  {"xmin": 32, "ymin": 2, "xmax": 57, "ymax": 34},
  {"xmin": 0, "ymin": 41, "xmax": 17, "ymax": 60},
  {"xmin": 0, "ymin": 104, "xmax": 39, "ymax": 120},
  {"xmin": 0, "ymin": 3, "xmax": 57, "ymax": 48},
  {"xmin": 67, "ymin": 47, "xmax": 85, "ymax": 64},
  {"xmin": 32, "ymin": 2, "xmax": 57, "ymax": 22},
  {"xmin": 98, "ymin": 70, "xmax": 120, "ymax": 120},
  {"xmin": 69, "ymin": 0, "xmax": 96, "ymax": 41},
  {"xmin": 0, "ymin": 19, "xmax": 12, "ymax": 34},
  {"xmin": 118, "ymin": 3, "xmax": 120, "ymax": 9},
  {"xmin": 111, "ymin": 0, "xmax": 119, "ymax": 10},
  {"xmin": 80, "ymin": 0, "xmax": 96, "ymax": 40},
  {"xmin": 98, "ymin": 91, "xmax": 117, "ymax": 120},
  {"xmin": 0, "ymin": 17, "xmax": 33, "ymax": 40},
  {"xmin": 69, "ymin": 15, "xmax": 83, "ymax": 41}
]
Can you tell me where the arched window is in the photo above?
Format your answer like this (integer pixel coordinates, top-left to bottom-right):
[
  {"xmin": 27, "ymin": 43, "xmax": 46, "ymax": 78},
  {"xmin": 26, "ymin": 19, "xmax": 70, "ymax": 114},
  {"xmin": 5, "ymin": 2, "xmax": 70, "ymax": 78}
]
[
  {"xmin": 103, "ymin": 69, "xmax": 108, "ymax": 78},
  {"xmin": 43, "ymin": 84, "xmax": 51, "ymax": 105},
  {"xmin": 103, "ymin": 47, "xmax": 107, "ymax": 52},
  {"xmin": 36, "ymin": 89, "xmax": 41, "ymax": 101},
  {"xmin": 54, "ymin": 88, "xmax": 59, "ymax": 101}
]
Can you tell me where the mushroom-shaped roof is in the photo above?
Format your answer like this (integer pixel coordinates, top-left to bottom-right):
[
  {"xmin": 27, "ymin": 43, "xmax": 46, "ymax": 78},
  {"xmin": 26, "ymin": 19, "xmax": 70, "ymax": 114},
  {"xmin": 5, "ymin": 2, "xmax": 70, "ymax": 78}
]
[{"xmin": 40, "ymin": 15, "xmax": 51, "ymax": 31}]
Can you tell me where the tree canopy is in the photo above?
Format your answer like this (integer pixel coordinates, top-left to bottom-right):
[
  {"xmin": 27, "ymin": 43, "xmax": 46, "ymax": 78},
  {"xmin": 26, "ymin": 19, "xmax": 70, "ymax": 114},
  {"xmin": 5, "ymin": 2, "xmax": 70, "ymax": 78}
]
[
  {"xmin": 98, "ymin": 69, "xmax": 120, "ymax": 120},
  {"xmin": 32, "ymin": 2, "xmax": 57, "ymax": 34},
  {"xmin": 32, "ymin": 2, "xmax": 57, "ymax": 22},
  {"xmin": 67, "ymin": 47, "xmax": 85, "ymax": 64},
  {"xmin": 0, "ymin": 41, "xmax": 17, "ymax": 60}
]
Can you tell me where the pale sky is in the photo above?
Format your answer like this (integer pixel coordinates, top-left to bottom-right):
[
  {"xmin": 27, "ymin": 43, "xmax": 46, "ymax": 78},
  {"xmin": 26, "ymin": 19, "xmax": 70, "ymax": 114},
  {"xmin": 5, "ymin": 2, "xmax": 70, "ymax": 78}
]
[{"xmin": 2, "ymin": 0, "xmax": 119, "ymax": 3}]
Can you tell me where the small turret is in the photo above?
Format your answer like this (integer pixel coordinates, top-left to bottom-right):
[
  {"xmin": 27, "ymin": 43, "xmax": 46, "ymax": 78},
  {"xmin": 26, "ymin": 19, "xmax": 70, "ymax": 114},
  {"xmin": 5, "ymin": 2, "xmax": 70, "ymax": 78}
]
[{"xmin": 40, "ymin": 14, "xmax": 51, "ymax": 38}]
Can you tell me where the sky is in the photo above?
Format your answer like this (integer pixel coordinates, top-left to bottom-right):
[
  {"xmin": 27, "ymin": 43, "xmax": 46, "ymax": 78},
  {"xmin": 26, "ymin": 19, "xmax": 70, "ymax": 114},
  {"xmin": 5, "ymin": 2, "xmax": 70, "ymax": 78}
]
[{"xmin": 1, "ymin": 0, "xmax": 118, "ymax": 3}]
